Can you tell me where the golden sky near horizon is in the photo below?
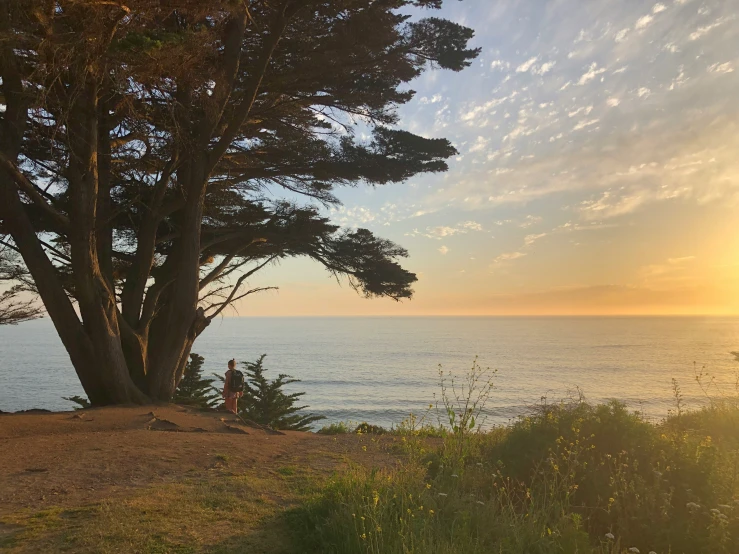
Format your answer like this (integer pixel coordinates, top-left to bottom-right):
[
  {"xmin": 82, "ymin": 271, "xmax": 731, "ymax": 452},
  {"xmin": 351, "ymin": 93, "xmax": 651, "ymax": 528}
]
[{"xmin": 233, "ymin": 0, "xmax": 739, "ymax": 317}]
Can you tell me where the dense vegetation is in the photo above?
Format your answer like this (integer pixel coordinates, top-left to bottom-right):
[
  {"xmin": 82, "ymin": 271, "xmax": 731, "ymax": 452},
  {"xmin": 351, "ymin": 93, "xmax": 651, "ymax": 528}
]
[
  {"xmin": 296, "ymin": 366, "xmax": 739, "ymax": 554},
  {"xmin": 174, "ymin": 354, "xmax": 221, "ymax": 409}
]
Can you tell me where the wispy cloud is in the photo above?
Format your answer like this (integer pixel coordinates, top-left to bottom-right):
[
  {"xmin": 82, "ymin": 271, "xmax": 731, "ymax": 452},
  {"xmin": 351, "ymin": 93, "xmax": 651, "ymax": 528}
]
[
  {"xmin": 516, "ymin": 56, "xmax": 539, "ymax": 73},
  {"xmin": 493, "ymin": 251, "xmax": 526, "ymax": 264}
]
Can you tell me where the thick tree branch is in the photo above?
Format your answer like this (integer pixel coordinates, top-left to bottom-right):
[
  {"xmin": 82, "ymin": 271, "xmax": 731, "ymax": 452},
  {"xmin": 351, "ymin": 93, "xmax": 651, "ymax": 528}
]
[
  {"xmin": 0, "ymin": 151, "xmax": 70, "ymax": 229},
  {"xmin": 207, "ymin": 2, "xmax": 298, "ymax": 172}
]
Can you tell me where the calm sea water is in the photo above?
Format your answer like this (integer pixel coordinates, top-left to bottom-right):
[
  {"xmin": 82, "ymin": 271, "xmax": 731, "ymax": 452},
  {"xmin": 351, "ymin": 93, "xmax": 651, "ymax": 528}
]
[{"xmin": 1, "ymin": 317, "xmax": 738, "ymax": 428}]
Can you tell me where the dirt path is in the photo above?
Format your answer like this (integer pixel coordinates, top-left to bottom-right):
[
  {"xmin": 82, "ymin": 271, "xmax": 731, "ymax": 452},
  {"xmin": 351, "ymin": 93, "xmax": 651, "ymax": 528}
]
[{"xmin": 0, "ymin": 406, "xmax": 399, "ymax": 553}]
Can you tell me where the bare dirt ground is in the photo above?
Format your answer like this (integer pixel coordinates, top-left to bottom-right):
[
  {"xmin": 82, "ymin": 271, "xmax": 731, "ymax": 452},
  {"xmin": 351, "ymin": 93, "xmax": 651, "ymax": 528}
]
[{"xmin": 0, "ymin": 406, "xmax": 400, "ymax": 553}]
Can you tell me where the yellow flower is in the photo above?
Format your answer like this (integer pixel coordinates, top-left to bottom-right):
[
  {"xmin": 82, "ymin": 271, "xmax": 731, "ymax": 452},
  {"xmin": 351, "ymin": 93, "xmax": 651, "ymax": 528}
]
[
  {"xmin": 429, "ymin": 509, "xmax": 435, "ymax": 515},
  {"xmin": 361, "ymin": 533, "xmax": 367, "ymax": 540},
  {"xmin": 426, "ymin": 483, "xmax": 431, "ymax": 489}
]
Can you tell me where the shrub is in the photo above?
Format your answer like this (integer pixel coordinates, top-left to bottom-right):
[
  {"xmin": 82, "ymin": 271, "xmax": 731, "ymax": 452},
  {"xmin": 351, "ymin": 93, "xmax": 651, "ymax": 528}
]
[
  {"xmin": 317, "ymin": 421, "xmax": 351, "ymax": 435},
  {"xmin": 354, "ymin": 422, "xmax": 387, "ymax": 435},
  {"xmin": 235, "ymin": 354, "xmax": 325, "ymax": 432},
  {"xmin": 174, "ymin": 353, "xmax": 220, "ymax": 409},
  {"xmin": 290, "ymin": 358, "xmax": 739, "ymax": 554},
  {"xmin": 63, "ymin": 395, "xmax": 91, "ymax": 409}
]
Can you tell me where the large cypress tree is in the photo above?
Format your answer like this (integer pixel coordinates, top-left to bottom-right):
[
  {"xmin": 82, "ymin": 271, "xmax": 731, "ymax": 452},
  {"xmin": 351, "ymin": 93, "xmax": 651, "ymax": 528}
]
[{"xmin": 0, "ymin": 0, "xmax": 479, "ymax": 405}]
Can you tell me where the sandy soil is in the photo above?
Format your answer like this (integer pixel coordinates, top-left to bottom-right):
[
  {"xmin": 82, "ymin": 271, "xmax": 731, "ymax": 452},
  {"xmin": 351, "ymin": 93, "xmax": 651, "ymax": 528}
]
[{"xmin": 0, "ymin": 405, "xmax": 388, "ymax": 516}]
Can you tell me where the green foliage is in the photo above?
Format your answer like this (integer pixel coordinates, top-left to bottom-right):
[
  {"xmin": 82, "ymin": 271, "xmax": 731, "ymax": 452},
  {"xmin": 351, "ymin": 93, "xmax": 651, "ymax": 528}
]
[
  {"xmin": 237, "ymin": 355, "xmax": 325, "ymax": 432},
  {"xmin": 354, "ymin": 422, "xmax": 388, "ymax": 435},
  {"xmin": 290, "ymin": 359, "xmax": 739, "ymax": 554},
  {"xmin": 0, "ymin": 0, "xmax": 480, "ymax": 404},
  {"xmin": 317, "ymin": 421, "xmax": 351, "ymax": 435},
  {"xmin": 63, "ymin": 395, "xmax": 91, "ymax": 410},
  {"xmin": 174, "ymin": 354, "xmax": 220, "ymax": 409}
]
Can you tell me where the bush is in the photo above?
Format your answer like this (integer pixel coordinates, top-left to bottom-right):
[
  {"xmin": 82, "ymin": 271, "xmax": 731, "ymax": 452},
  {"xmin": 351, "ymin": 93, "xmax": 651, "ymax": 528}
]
[
  {"xmin": 234, "ymin": 355, "xmax": 325, "ymax": 432},
  {"xmin": 354, "ymin": 422, "xmax": 387, "ymax": 435},
  {"xmin": 174, "ymin": 353, "xmax": 220, "ymax": 409},
  {"xmin": 290, "ymin": 358, "xmax": 739, "ymax": 554},
  {"xmin": 317, "ymin": 421, "xmax": 351, "ymax": 435},
  {"xmin": 63, "ymin": 395, "xmax": 91, "ymax": 410}
]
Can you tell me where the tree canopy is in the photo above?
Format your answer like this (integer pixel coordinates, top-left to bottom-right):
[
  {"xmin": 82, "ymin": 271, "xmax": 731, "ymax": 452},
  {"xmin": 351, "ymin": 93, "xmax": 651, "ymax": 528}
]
[
  {"xmin": 0, "ymin": 245, "xmax": 42, "ymax": 325},
  {"xmin": 0, "ymin": 0, "xmax": 479, "ymax": 404}
]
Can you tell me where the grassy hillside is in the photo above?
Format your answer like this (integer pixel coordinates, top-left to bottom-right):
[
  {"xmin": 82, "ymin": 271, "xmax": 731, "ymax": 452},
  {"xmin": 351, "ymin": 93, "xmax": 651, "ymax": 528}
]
[{"xmin": 1, "ymin": 372, "xmax": 737, "ymax": 553}]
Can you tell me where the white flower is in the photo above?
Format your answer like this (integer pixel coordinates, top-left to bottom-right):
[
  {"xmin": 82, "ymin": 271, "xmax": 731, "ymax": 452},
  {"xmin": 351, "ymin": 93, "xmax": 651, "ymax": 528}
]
[
  {"xmin": 437, "ymin": 493, "xmax": 448, "ymax": 497},
  {"xmin": 711, "ymin": 508, "xmax": 721, "ymax": 515},
  {"xmin": 717, "ymin": 513, "xmax": 728, "ymax": 520},
  {"xmin": 718, "ymin": 504, "xmax": 732, "ymax": 510},
  {"xmin": 476, "ymin": 501, "xmax": 485, "ymax": 505},
  {"xmin": 628, "ymin": 548, "xmax": 640, "ymax": 554},
  {"xmin": 451, "ymin": 474, "xmax": 459, "ymax": 478},
  {"xmin": 605, "ymin": 533, "xmax": 615, "ymax": 540},
  {"xmin": 686, "ymin": 502, "xmax": 701, "ymax": 510}
]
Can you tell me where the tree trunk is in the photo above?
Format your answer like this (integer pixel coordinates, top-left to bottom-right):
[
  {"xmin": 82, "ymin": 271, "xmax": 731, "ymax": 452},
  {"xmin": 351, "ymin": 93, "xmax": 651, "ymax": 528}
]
[
  {"xmin": 145, "ymin": 157, "xmax": 210, "ymax": 400},
  {"xmin": 60, "ymin": 75, "xmax": 148, "ymax": 405}
]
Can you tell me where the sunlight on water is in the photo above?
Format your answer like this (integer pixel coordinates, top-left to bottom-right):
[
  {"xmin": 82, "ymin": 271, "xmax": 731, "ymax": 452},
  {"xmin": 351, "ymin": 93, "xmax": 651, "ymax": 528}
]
[{"xmin": 1, "ymin": 316, "xmax": 738, "ymax": 427}]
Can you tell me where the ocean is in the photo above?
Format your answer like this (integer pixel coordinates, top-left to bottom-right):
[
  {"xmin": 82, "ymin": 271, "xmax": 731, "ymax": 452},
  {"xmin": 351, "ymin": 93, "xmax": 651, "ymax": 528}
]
[{"xmin": 1, "ymin": 316, "xmax": 738, "ymax": 428}]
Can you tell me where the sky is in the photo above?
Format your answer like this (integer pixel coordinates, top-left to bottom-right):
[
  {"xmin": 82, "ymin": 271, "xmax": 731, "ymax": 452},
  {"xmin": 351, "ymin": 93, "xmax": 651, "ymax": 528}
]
[{"xmin": 240, "ymin": 0, "xmax": 739, "ymax": 316}]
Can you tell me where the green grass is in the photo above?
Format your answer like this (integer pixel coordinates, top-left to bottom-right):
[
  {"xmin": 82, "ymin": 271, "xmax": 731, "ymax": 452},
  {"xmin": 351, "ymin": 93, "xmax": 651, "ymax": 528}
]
[
  {"xmin": 0, "ymin": 471, "xmax": 318, "ymax": 553},
  {"xmin": 3, "ymin": 402, "xmax": 737, "ymax": 553},
  {"xmin": 291, "ymin": 400, "xmax": 739, "ymax": 554},
  {"xmin": 5, "ymin": 357, "xmax": 739, "ymax": 553},
  {"xmin": 317, "ymin": 421, "xmax": 351, "ymax": 435}
]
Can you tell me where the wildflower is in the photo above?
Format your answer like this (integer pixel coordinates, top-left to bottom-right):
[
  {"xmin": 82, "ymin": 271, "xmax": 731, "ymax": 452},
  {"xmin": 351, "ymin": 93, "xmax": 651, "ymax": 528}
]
[
  {"xmin": 362, "ymin": 446, "xmax": 367, "ymax": 452},
  {"xmin": 605, "ymin": 533, "xmax": 615, "ymax": 540},
  {"xmin": 376, "ymin": 526, "xmax": 382, "ymax": 532},
  {"xmin": 718, "ymin": 504, "xmax": 732, "ymax": 510},
  {"xmin": 426, "ymin": 483, "xmax": 431, "ymax": 489},
  {"xmin": 361, "ymin": 533, "xmax": 367, "ymax": 540},
  {"xmin": 686, "ymin": 502, "xmax": 701, "ymax": 511},
  {"xmin": 429, "ymin": 509, "xmax": 435, "ymax": 515},
  {"xmin": 476, "ymin": 501, "xmax": 485, "ymax": 506},
  {"xmin": 476, "ymin": 462, "xmax": 483, "ymax": 467},
  {"xmin": 718, "ymin": 514, "xmax": 728, "ymax": 520},
  {"xmin": 438, "ymin": 493, "xmax": 448, "ymax": 497},
  {"xmin": 710, "ymin": 508, "xmax": 721, "ymax": 515},
  {"xmin": 451, "ymin": 474, "xmax": 459, "ymax": 478},
  {"xmin": 628, "ymin": 548, "xmax": 640, "ymax": 554}
]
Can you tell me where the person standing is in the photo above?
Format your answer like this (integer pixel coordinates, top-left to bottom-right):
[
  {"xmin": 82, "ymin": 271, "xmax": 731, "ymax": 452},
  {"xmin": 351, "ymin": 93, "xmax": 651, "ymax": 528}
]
[{"xmin": 223, "ymin": 359, "xmax": 244, "ymax": 414}]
